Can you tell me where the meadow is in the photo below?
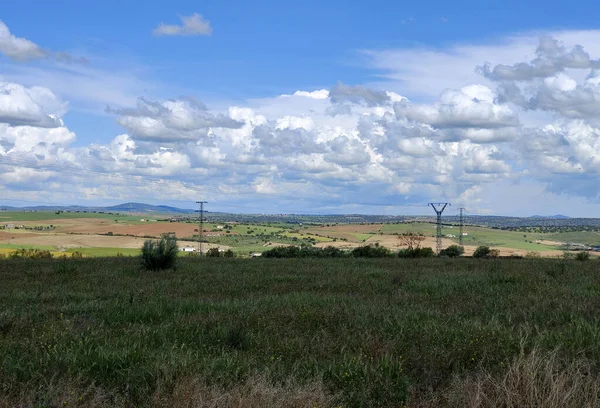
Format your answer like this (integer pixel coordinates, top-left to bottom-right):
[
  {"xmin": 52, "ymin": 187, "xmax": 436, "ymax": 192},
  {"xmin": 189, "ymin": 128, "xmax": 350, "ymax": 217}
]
[{"xmin": 2, "ymin": 256, "xmax": 600, "ymax": 407}]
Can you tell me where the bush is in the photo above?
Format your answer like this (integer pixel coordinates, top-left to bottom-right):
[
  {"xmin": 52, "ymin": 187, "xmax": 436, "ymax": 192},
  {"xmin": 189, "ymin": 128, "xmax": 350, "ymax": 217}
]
[
  {"xmin": 262, "ymin": 245, "xmax": 348, "ymax": 258},
  {"xmin": 9, "ymin": 248, "xmax": 53, "ymax": 259},
  {"xmin": 141, "ymin": 234, "xmax": 178, "ymax": 271},
  {"xmin": 223, "ymin": 249, "xmax": 235, "ymax": 258},
  {"xmin": 398, "ymin": 247, "xmax": 435, "ymax": 258},
  {"xmin": 473, "ymin": 245, "xmax": 491, "ymax": 258},
  {"xmin": 206, "ymin": 247, "xmax": 221, "ymax": 257},
  {"xmin": 439, "ymin": 245, "xmax": 464, "ymax": 258},
  {"xmin": 576, "ymin": 251, "xmax": 590, "ymax": 261},
  {"xmin": 351, "ymin": 244, "xmax": 393, "ymax": 258}
]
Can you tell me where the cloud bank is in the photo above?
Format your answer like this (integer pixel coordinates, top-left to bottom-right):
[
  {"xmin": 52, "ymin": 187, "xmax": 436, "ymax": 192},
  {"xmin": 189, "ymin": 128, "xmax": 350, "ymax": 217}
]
[{"xmin": 3, "ymin": 31, "xmax": 600, "ymax": 215}]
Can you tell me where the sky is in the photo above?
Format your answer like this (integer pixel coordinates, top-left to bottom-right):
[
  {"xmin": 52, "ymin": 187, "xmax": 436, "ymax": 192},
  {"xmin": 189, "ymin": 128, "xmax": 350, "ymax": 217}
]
[{"xmin": 2, "ymin": 1, "xmax": 600, "ymax": 216}]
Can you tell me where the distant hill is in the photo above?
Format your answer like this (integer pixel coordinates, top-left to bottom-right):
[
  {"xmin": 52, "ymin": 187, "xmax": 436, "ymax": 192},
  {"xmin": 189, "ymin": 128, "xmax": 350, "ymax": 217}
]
[
  {"xmin": 529, "ymin": 214, "xmax": 570, "ymax": 219},
  {"xmin": 105, "ymin": 203, "xmax": 195, "ymax": 214},
  {"xmin": 0, "ymin": 202, "xmax": 195, "ymax": 214}
]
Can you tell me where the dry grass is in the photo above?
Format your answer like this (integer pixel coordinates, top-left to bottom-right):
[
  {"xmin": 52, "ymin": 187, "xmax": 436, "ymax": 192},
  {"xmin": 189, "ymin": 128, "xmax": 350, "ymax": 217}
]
[
  {"xmin": 0, "ymin": 375, "xmax": 335, "ymax": 408},
  {"xmin": 413, "ymin": 349, "xmax": 600, "ymax": 408},
  {"xmin": 152, "ymin": 374, "xmax": 336, "ymax": 408}
]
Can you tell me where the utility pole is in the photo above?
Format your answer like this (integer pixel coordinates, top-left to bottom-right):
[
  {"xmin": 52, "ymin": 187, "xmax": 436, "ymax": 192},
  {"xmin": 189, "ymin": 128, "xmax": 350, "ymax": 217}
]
[
  {"xmin": 458, "ymin": 207, "xmax": 466, "ymax": 246},
  {"xmin": 429, "ymin": 202, "xmax": 450, "ymax": 254},
  {"xmin": 196, "ymin": 201, "xmax": 207, "ymax": 254}
]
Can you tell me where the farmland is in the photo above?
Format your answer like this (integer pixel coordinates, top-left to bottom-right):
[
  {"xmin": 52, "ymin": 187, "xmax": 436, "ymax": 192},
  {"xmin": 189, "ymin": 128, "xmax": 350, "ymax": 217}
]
[
  {"xmin": 0, "ymin": 210, "xmax": 598, "ymax": 257},
  {"xmin": 2, "ymin": 257, "xmax": 600, "ymax": 407}
]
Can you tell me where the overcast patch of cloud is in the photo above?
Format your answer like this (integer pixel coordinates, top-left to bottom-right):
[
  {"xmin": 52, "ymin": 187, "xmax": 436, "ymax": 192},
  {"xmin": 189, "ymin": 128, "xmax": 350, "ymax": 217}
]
[{"xmin": 153, "ymin": 13, "xmax": 213, "ymax": 37}]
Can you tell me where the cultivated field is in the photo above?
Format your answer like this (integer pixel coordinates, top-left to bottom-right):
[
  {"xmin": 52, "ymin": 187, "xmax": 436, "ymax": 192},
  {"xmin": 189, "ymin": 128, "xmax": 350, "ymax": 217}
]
[
  {"xmin": 2, "ymin": 257, "xmax": 600, "ymax": 407},
  {"xmin": 0, "ymin": 212, "xmax": 597, "ymax": 257}
]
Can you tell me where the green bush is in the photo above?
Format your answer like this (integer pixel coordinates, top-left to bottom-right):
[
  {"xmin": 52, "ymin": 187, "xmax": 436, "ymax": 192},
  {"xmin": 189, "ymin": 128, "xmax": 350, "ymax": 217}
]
[
  {"xmin": 439, "ymin": 245, "xmax": 464, "ymax": 258},
  {"xmin": 351, "ymin": 244, "xmax": 393, "ymax": 258},
  {"xmin": 206, "ymin": 247, "xmax": 221, "ymax": 257},
  {"xmin": 223, "ymin": 249, "xmax": 235, "ymax": 258},
  {"xmin": 473, "ymin": 245, "xmax": 491, "ymax": 258},
  {"xmin": 576, "ymin": 251, "xmax": 590, "ymax": 261},
  {"xmin": 9, "ymin": 248, "xmax": 53, "ymax": 259},
  {"xmin": 262, "ymin": 245, "xmax": 348, "ymax": 258},
  {"xmin": 140, "ymin": 235, "xmax": 178, "ymax": 271},
  {"xmin": 398, "ymin": 247, "xmax": 435, "ymax": 258}
]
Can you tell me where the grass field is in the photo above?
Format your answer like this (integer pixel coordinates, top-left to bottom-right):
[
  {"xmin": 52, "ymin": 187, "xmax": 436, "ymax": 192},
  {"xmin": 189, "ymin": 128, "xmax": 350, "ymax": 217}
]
[{"xmin": 2, "ymin": 257, "xmax": 600, "ymax": 407}]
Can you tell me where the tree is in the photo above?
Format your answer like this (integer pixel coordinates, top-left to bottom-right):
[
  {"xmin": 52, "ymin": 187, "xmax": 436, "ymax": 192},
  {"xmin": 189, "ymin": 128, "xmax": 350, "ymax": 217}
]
[
  {"xmin": 141, "ymin": 234, "xmax": 178, "ymax": 271},
  {"xmin": 439, "ymin": 245, "xmax": 464, "ymax": 258},
  {"xmin": 398, "ymin": 233, "xmax": 426, "ymax": 250},
  {"xmin": 473, "ymin": 245, "xmax": 491, "ymax": 258}
]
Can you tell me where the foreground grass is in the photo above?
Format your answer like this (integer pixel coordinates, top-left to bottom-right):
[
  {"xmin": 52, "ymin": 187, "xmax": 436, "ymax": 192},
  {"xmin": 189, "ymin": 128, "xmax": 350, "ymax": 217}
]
[{"xmin": 2, "ymin": 257, "xmax": 600, "ymax": 407}]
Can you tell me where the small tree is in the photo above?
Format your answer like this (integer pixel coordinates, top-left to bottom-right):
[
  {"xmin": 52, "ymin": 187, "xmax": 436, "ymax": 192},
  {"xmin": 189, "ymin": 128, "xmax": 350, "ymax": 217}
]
[
  {"xmin": 439, "ymin": 245, "xmax": 464, "ymax": 258},
  {"xmin": 473, "ymin": 245, "xmax": 491, "ymax": 258},
  {"xmin": 141, "ymin": 234, "xmax": 178, "ymax": 271},
  {"xmin": 398, "ymin": 233, "xmax": 426, "ymax": 250},
  {"xmin": 206, "ymin": 247, "xmax": 221, "ymax": 257},
  {"xmin": 576, "ymin": 251, "xmax": 590, "ymax": 261}
]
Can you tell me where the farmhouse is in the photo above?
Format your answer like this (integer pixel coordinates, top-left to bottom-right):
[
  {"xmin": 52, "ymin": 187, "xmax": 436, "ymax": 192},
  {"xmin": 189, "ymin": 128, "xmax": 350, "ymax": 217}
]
[{"xmin": 180, "ymin": 247, "xmax": 196, "ymax": 252}]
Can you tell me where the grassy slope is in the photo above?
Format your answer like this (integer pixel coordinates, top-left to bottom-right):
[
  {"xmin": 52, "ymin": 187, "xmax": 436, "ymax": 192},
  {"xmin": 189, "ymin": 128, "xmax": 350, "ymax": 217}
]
[
  {"xmin": 547, "ymin": 231, "xmax": 600, "ymax": 246},
  {"xmin": 2, "ymin": 257, "xmax": 600, "ymax": 406}
]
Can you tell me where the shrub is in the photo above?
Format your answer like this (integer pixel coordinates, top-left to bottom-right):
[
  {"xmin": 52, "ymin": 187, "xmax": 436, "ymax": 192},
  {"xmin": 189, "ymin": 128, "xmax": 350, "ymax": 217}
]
[
  {"xmin": 473, "ymin": 245, "xmax": 491, "ymax": 258},
  {"xmin": 141, "ymin": 234, "xmax": 178, "ymax": 271},
  {"xmin": 576, "ymin": 251, "xmax": 590, "ymax": 261},
  {"xmin": 223, "ymin": 249, "xmax": 235, "ymax": 258},
  {"xmin": 351, "ymin": 244, "xmax": 393, "ymax": 258},
  {"xmin": 9, "ymin": 248, "xmax": 53, "ymax": 259},
  {"xmin": 439, "ymin": 245, "xmax": 464, "ymax": 258},
  {"xmin": 398, "ymin": 247, "xmax": 435, "ymax": 258},
  {"xmin": 525, "ymin": 251, "xmax": 541, "ymax": 258},
  {"xmin": 206, "ymin": 247, "xmax": 221, "ymax": 257}
]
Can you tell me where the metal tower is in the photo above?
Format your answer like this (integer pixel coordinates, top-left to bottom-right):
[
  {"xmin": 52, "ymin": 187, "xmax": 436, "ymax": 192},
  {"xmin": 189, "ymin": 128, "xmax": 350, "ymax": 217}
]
[
  {"xmin": 429, "ymin": 202, "xmax": 450, "ymax": 254},
  {"xmin": 196, "ymin": 201, "xmax": 207, "ymax": 254},
  {"xmin": 458, "ymin": 207, "xmax": 465, "ymax": 246}
]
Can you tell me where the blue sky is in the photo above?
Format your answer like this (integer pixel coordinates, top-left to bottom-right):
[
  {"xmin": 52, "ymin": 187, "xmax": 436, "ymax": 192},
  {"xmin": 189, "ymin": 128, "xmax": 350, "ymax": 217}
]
[{"xmin": 2, "ymin": 1, "xmax": 600, "ymax": 215}]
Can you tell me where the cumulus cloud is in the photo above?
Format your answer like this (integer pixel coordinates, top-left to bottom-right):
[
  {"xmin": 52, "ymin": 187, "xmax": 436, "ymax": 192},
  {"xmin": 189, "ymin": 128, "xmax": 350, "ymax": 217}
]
[
  {"xmin": 394, "ymin": 85, "xmax": 520, "ymax": 130},
  {"xmin": 0, "ymin": 82, "xmax": 65, "ymax": 128},
  {"xmin": 8, "ymin": 30, "xmax": 600, "ymax": 214},
  {"xmin": 107, "ymin": 97, "xmax": 243, "ymax": 142},
  {"xmin": 329, "ymin": 82, "xmax": 391, "ymax": 107},
  {"xmin": 153, "ymin": 13, "xmax": 213, "ymax": 37},
  {"xmin": 478, "ymin": 37, "xmax": 600, "ymax": 81},
  {"xmin": 0, "ymin": 20, "xmax": 87, "ymax": 64},
  {"xmin": 0, "ymin": 20, "xmax": 46, "ymax": 61}
]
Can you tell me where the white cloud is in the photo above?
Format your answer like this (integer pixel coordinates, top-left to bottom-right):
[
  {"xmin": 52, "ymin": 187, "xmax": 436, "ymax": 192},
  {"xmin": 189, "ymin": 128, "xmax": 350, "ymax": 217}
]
[
  {"xmin": 153, "ymin": 13, "xmax": 213, "ymax": 37},
  {"xmin": 0, "ymin": 20, "xmax": 46, "ymax": 61},
  {"xmin": 0, "ymin": 82, "xmax": 65, "ymax": 128},
  {"xmin": 0, "ymin": 20, "xmax": 86, "ymax": 64},
  {"xmin": 7, "ymin": 30, "xmax": 600, "ymax": 215}
]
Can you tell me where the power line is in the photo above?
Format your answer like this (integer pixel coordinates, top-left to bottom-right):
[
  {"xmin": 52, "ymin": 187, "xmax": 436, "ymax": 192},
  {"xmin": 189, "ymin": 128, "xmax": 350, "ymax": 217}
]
[{"xmin": 429, "ymin": 202, "xmax": 450, "ymax": 254}]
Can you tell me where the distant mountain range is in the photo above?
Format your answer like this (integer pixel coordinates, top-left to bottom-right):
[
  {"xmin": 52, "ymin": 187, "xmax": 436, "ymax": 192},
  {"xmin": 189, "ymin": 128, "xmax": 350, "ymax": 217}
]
[
  {"xmin": 529, "ymin": 214, "xmax": 570, "ymax": 219},
  {"xmin": 0, "ymin": 202, "xmax": 196, "ymax": 214}
]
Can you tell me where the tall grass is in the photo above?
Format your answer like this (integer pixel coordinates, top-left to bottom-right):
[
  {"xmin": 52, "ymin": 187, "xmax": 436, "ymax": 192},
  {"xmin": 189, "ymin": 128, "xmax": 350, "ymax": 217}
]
[{"xmin": 1, "ymin": 257, "xmax": 600, "ymax": 406}]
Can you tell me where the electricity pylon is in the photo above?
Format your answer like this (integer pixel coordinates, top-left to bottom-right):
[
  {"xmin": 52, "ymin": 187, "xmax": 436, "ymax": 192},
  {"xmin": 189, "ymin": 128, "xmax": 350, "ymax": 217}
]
[
  {"xmin": 429, "ymin": 203, "xmax": 450, "ymax": 254},
  {"xmin": 196, "ymin": 201, "xmax": 207, "ymax": 254},
  {"xmin": 458, "ymin": 207, "xmax": 466, "ymax": 246}
]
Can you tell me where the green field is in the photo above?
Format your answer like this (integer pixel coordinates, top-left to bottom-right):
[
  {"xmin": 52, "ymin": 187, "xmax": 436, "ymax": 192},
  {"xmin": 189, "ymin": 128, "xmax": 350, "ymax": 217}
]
[
  {"xmin": 2, "ymin": 257, "xmax": 600, "ymax": 406},
  {"xmin": 0, "ymin": 211, "xmax": 146, "ymax": 222},
  {"xmin": 547, "ymin": 231, "xmax": 600, "ymax": 246}
]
